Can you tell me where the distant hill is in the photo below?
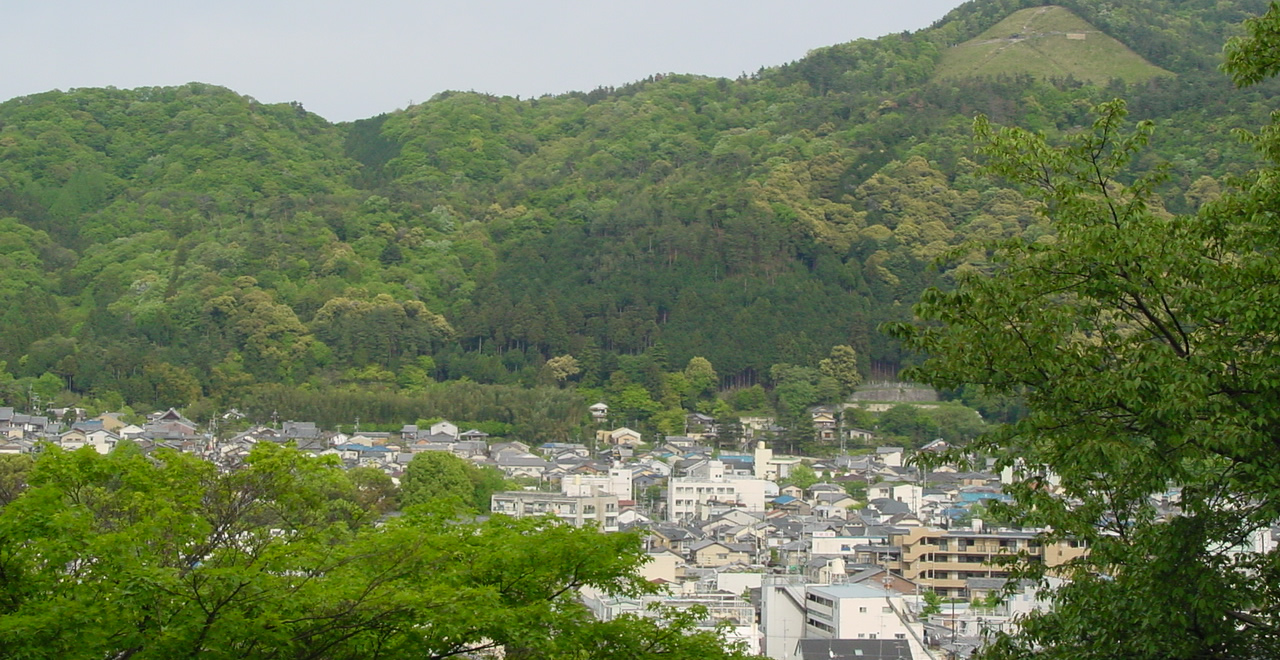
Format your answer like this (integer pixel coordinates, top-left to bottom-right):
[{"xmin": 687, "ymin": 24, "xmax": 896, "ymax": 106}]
[
  {"xmin": 934, "ymin": 5, "xmax": 1173, "ymax": 83},
  {"xmin": 0, "ymin": 0, "xmax": 1277, "ymax": 422}
]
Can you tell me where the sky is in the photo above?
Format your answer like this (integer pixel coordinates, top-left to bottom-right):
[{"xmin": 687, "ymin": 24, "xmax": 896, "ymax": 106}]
[{"xmin": 3, "ymin": 0, "xmax": 970, "ymax": 123}]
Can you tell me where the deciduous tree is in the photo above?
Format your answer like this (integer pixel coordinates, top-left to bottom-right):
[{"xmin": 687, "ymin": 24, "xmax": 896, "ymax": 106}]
[{"xmin": 890, "ymin": 67, "xmax": 1280, "ymax": 659}]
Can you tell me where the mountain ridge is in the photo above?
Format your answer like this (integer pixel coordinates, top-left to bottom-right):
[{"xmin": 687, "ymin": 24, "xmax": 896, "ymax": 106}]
[{"xmin": 0, "ymin": 0, "xmax": 1276, "ymax": 430}]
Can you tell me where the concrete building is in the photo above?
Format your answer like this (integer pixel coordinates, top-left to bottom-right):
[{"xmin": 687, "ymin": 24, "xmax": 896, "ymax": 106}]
[
  {"xmin": 490, "ymin": 491, "xmax": 620, "ymax": 531},
  {"xmin": 761, "ymin": 576, "xmax": 922, "ymax": 660},
  {"xmin": 667, "ymin": 460, "xmax": 772, "ymax": 521},
  {"xmin": 889, "ymin": 526, "xmax": 1087, "ymax": 598},
  {"xmin": 561, "ymin": 465, "xmax": 633, "ymax": 501}
]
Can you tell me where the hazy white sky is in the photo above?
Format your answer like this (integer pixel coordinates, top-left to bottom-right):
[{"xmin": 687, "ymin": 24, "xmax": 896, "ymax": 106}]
[{"xmin": 2, "ymin": 0, "xmax": 970, "ymax": 123}]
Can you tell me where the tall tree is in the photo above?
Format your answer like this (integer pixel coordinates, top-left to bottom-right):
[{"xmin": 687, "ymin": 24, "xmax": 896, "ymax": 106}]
[
  {"xmin": 890, "ymin": 65, "xmax": 1280, "ymax": 660},
  {"xmin": 399, "ymin": 451, "xmax": 476, "ymax": 510},
  {"xmin": 818, "ymin": 344, "xmax": 863, "ymax": 397}
]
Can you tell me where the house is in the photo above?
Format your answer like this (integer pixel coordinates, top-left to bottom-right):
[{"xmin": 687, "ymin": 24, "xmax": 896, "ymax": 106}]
[
  {"xmin": 429, "ymin": 420, "xmax": 459, "ymax": 440},
  {"xmin": 494, "ymin": 453, "xmax": 553, "ymax": 479},
  {"xmin": 60, "ymin": 428, "xmax": 119, "ymax": 454},
  {"xmin": 811, "ymin": 410, "xmax": 838, "ymax": 442},
  {"xmin": 95, "ymin": 412, "xmax": 128, "ymax": 433},
  {"xmin": 589, "ymin": 402, "xmax": 609, "ymax": 423},
  {"xmin": 459, "ymin": 428, "xmax": 489, "ymax": 442},
  {"xmin": 452, "ymin": 439, "xmax": 488, "ymax": 458},
  {"xmin": 685, "ymin": 412, "xmax": 717, "ymax": 437},
  {"xmin": 845, "ymin": 427, "xmax": 876, "ymax": 444},
  {"xmin": 644, "ymin": 523, "xmax": 704, "ymax": 555},
  {"xmin": 0, "ymin": 408, "xmax": 52, "ymax": 439},
  {"xmin": 689, "ymin": 540, "xmax": 755, "ymax": 567},
  {"xmin": 538, "ymin": 442, "xmax": 589, "ymax": 459},
  {"xmin": 796, "ymin": 639, "xmax": 913, "ymax": 660},
  {"xmin": 875, "ymin": 447, "xmax": 905, "ymax": 468},
  {"xmin": 772, "ymin": 495, "xmax": 813, "ymax": 516},
  {"xmin": 608, "ymin": 427, "xmax": 642, "ymax": 445},
  {"xmin": 638, "ymin": 548, "xmax": 687, "ymax": 583},
  {"xmin": 281, "ymin": 420, "xmax": 319, "ymax": 441}
]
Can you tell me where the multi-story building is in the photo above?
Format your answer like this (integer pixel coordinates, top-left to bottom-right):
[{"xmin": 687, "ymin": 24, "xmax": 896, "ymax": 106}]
[
  {"xmin": 888, "ymin": 526, "xmax": 1087, "ymax": 598},
  {"xmin": 490, "ymin": 491, "xmax": 619, "ymax": 531},
  {"xmin": 560, "ymin": 465, "xmax": 633, "ymax": 501},
  {"xmin": 667, "ymin": 459, "xmax": 772, "ymax": 521},
  {"xmin": 761, "ymin": 576, "xmax": 922, "ymax": 660}
]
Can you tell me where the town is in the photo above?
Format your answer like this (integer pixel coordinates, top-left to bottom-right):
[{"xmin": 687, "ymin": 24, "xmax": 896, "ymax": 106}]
[{"xmin": 1, "ymin": 390, "xmax": 1207, "ymax": 660}]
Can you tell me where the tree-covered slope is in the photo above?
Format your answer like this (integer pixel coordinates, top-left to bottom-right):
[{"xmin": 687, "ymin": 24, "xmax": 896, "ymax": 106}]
[{"xmin": 0, "ymin": 0, "xmax": 1277, "ymax": 425}]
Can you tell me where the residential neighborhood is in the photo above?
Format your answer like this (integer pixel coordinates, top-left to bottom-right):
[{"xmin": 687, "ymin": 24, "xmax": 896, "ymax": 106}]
[{"xmin": 3, "ymin": 400, "xmax": 1270, "ymax": 660}]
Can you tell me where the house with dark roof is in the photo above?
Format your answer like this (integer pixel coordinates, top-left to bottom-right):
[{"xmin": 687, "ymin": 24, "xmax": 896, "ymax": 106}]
[{"xmin": 796, "ymin": 639, "xmax": 913, "ymax": 660}]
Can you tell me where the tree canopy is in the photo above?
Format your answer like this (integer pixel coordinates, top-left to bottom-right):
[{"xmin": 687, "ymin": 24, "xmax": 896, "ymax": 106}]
[
  {"xmin": 0, "ymin": 444, "xmax": 758, "ymax": 659},
  {"xmin": 889, "ymin": 6, "xmax": 1280, "ymax": 656}
]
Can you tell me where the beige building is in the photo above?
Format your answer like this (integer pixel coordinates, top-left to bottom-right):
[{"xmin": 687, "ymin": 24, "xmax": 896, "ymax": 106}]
[{"xmin": 888, "ymin": 526, "xmax": 1088, "ymax": 598}]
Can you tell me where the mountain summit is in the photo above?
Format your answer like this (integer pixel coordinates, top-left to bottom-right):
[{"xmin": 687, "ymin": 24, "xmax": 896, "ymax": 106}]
[{"xmin": 934, "ymin": 5, "xmax": 1173, "ymax": 83}]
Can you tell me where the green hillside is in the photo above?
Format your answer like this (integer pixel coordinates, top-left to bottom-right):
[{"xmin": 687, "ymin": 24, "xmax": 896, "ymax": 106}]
[
  {"xmin": 0, "ymin": 0, "xmax": 1277, "ymax": 435},
  {"xmin": 935, "ymin": 5, "xmax": 1172, "ymax": 83}
]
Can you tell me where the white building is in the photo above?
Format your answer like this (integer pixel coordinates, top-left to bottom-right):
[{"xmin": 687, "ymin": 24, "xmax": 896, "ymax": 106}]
[
  {"xmin": 581, "ymin": 586, "xmax": 760, "ymax": 655},
  {"xmin": 753, "ymin": 441, "xmax": 801, "ymax": 481},
  {"xmin": 667, "ymin": 460, "xmax": 772, "ymax": 521},
  {"xmin": 561, "ymin": 465, "xmax": 633, "ymax": 501},
  {"xmin": 761, "ymin": 577, "xmax": 922, "ymax": 660},
  {"xmin": 490, "ymin": 491, "xmax": 620, "ymax": 531}
]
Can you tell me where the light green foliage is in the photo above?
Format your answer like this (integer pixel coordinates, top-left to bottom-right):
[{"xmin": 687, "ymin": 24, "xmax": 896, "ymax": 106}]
[
  {"xmin": 399, "ymin": 450, "xmax": 478, "ymax": 510},
  {"xmin": 652, "ymin": 407, "xmax": 689, "ymax": 436},
  {"xmin": 891, "ymin": 85, "xmax": 1280, "ymax": 659},
  {"xmin": 921, "ymin": 590, "xmax": 944, "ymax": 617},
  {"xmin": 784, "ymin": 463, "xmax": 819, "ymax": 490},
  {"xmin": 400, "ymin": 450, "xmax": 515, "ymax": 513},
  {"xmin": 683, "ymin": 356, "xmax": 718, "ymax": 401},
  {"xmin": 818, "ymin": 345, "xmax": 863, "ymax": 397},
  {"xmin": 0, "ymin": 445, "xmax": 756, "ymax": 659},
  {"xmin": 934, "ymin": 6, "xmax": 1173, "ymax": 84},
  {"xmin": 0, "ymin": 454, "xmax": 32, "ymax": 508},
  {"xmin": 544, "ymin": 353, "xmax": 581, "ymax": 384},
  {"xmin": 345, "ymin": 465, "xmax": 397, "ymax": 513}
]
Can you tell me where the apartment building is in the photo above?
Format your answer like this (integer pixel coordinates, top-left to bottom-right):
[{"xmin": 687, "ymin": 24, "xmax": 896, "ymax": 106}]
[
  {"xmin": 490, "ymin": 491, "xmax": 620, "ymax": 531},
  {"xmin": 667, "ymin": 459, "xmax": 772, "ymax": 521},
  {"xmin": 888, "ymin": 526, "xmax": 1086, "ymax": 598}
]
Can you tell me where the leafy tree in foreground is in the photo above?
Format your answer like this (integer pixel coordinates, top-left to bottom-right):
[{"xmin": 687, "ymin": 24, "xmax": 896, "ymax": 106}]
[
  {"xmin": 890, "ymin": 27, "xmax": 1280, "ymax": 655},
  {"xmin": 0, "ymin": 445, "xmax": 758, "ymax": 659}
]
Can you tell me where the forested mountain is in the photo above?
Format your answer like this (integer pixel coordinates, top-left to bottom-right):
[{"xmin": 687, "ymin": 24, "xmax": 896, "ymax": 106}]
[{"xmin": 0, "ymin": 0, "xmax": 1277, "ymax": 434}]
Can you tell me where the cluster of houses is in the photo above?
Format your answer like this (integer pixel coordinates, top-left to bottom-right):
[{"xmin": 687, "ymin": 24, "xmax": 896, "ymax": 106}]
[
  {"xmin": 10, "ymin": 402, "xmax": 1246, "ymax": 660},
  {"xmin": 1, "ymin": 404, "xmax": 1063, "ymax": 658},
  {"xmin": 497, "ymin": 434, "xmax": 1098, "ymax": 659}
]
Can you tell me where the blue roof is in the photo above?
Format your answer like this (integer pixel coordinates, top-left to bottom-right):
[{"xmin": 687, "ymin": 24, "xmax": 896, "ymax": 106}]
[
  {"xmin": 335, "ymin": 443, "xmax": 391, "ymax": 453},
  {"xmin": 772, "ymin": 495, "xmax": 799, "ymax": 505}
]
